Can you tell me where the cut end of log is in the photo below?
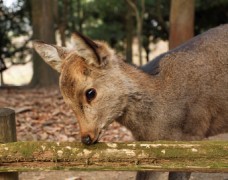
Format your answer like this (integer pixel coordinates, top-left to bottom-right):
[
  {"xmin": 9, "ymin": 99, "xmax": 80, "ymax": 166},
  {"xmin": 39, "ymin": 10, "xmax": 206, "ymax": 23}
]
[{"xmin": 0, "ymin": 108, "xmax": 15, "ymax": 117}]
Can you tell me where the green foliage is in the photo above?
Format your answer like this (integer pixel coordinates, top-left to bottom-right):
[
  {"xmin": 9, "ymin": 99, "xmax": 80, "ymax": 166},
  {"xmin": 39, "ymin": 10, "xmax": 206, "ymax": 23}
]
[
  {"xmin": 58, "ymin": 0, "xmax": 126, "ymax": 50},
  {"xmin": 143, "ymin": 0, "xmax": 170, "ymax": 42},
  {"xmin": 142, "ymin": 0, "xmax": 170, "ymax": 55},
  {"xmin": 84, "ymin": 0, "xmax": 126, "ymax": 46},
  {"xmin": 0, "ymin": 0, "xmax": 31, "ymax": 64},
  {"xmin": 195, "ymin": 0, "xmax": 228, "ymax": 34}
]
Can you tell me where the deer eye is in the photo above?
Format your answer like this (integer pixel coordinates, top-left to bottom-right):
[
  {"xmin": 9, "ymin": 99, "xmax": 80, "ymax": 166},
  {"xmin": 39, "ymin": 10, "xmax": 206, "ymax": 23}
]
[{"xmin": 85, "ymin": 88, "xmax": 96, "ymax": 102}]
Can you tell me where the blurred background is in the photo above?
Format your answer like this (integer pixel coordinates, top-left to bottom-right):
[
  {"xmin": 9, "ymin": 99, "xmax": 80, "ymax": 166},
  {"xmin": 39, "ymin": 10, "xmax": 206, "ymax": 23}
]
[
  {"xmin": 0, "ymin": 0, "xmax": 227, "ymax": 87},
  {"xmin": 0, "ymin": 0, "xmax": 228, "ymax": 179}
]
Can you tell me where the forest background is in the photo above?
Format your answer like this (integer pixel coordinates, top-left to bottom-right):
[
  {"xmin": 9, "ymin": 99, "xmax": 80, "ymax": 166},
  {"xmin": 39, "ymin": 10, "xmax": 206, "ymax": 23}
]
[
  {"xmin": 0, "ymin": 1, "xmax": 228, "ymax": 179},
  {"xmin": 0, "ymin": 0, "xmax": 227, "ymax": 87}
]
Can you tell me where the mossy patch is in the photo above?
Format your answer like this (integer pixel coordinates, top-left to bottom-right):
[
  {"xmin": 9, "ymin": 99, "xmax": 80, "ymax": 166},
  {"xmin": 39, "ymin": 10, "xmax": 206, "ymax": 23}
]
[{"xmin": 0, "ymin": 141, "xmax": 227, "ymax": 172}]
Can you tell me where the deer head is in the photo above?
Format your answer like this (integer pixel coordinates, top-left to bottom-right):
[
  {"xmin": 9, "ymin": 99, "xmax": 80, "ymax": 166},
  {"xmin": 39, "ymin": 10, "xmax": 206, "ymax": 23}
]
[{"xmin": 33, "ymin": 33, "xmax": 129, "ymax": 145}]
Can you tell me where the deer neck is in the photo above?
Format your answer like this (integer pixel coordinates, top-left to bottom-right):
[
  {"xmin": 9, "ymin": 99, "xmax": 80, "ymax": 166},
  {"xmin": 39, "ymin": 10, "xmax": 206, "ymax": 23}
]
[{"xmin": 116, "ymin": 62, "xmax": 161, "ymax": 141}]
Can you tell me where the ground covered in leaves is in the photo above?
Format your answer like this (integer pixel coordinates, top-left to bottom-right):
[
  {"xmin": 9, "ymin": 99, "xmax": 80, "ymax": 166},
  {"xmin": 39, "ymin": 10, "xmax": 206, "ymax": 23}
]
[{"xmin": 0, "ymin": 87, "xmax": 133, "ymax": 143}]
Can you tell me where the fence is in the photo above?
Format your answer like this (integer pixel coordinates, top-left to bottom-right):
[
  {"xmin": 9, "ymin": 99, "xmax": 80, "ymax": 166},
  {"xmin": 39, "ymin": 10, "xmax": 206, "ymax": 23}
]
[{"xmin": 0, "ymin": 108, "xmax": 227, "ymax": 179}]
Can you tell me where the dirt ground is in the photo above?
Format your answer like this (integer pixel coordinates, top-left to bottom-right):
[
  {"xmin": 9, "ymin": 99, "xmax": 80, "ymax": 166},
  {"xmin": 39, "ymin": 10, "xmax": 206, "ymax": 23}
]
[{"xmin": 0, "ymin": 87, "xmax": 227, "ymax": 180}]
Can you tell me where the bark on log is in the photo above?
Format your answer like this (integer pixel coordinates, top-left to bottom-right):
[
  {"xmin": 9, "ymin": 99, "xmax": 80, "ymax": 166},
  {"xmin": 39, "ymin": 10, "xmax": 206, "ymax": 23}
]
[
  {"xmin": 0, "ymin": 108, "xmax": 17, "ymax": 143},
  {"xmin": 0, "ymin": 108, "xmax": 18, "ymax": 180},
  {"xmin": 0, "ymin": 141, "xmax": 227, "ymax": 172}
]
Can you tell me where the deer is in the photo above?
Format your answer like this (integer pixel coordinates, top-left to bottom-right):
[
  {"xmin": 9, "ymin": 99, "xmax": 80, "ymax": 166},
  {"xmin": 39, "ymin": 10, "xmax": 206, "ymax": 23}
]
[{"xmin": 33, "ymin": 24, "xmax": 228, "ymax": 180}]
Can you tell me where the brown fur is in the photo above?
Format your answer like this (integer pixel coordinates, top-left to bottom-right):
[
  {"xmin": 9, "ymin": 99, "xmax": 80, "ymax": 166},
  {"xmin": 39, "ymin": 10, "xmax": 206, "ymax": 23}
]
[{"xmin": 33, "ymin": 25, "xmax": 228, "ymax": 180}]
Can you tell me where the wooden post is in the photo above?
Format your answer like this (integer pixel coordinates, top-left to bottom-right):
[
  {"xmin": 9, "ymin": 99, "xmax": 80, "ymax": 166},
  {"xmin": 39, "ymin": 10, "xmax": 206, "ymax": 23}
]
[
  {"xmin": 0, "ymin": 108, "xmax": 18, "ymax": 180},
  {"xmin": 169, "ymin": 0, "xmax": 195, "ymax": 49}
]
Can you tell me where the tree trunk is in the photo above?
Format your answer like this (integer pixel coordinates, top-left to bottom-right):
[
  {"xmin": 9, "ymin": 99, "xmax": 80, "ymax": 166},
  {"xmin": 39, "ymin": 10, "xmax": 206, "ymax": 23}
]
[
  {"xmin": 139, "ymin": 0, "xmax": 145, "ymax": 65},
  {"xmin": 59, "ymin": 0, "xmax": 69, "ymax": 47},
  {"xmin": 0, "ymin": 141, "xmax": 227, "ymax": 172},
  {"xmin": 125, "ymin": 2, "xmax": 134, "ymax": 64},
  {"xmin": 169, "ymin": 0, "xmax": 195, "ymax": 50},
  {"xmin": 145, "ymin": 47, "xmax": 150, "ymax": 62},
  {"xmin": 77, "ymin": 0, "xmax": 83, "ymax": 32},
  {"xmin": 137, "ymin": 18, "xmax": 143, "ymax": 65},
  {"xmin": 0, "ymin": 58, "xmax": 6, "ymax": 86},
  {"xmin": 126, "ymin": 0, "xmax": 145, "ymax": 66},
  {"xmin": 30, "ymin": 0, "xmax": 59, "ymax": 87},
  {"xmin": 0, "ymin": 72, "xmax": 3, "ymax": 86}
]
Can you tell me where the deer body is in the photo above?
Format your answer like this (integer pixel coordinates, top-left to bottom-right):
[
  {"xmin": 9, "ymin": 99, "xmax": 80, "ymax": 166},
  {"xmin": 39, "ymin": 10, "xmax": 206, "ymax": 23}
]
[
  {"xmin": 116, "ymin": 25, "xmax": 228, "ymax": 141},
  {"xmin": 34, "ymin": 25, "xmax": 228, "ymax": 180}
]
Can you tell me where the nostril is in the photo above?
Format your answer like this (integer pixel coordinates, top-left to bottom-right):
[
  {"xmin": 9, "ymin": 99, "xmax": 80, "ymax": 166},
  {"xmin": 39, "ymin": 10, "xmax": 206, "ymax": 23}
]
[{"xmin": 81, "ymin": 135, "xmax": 92, "ymax": 145}]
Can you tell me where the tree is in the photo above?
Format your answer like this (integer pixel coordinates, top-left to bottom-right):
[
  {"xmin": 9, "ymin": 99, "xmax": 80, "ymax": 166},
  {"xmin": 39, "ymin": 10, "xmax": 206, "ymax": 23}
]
[
  {"xmin": 142, "ymin": 0, "xmax": 170, "ymax": 62},
  {"xmin": 0, "ymin": 0, "xmax": 30, "ymax": 86},
  {"xmin": 84, "ymin": 0, "xmax": 126, "ymax": 49},
  {"xmin": 0, "ymin": 58, "xmax": 6, "ymax": 86},
  {"xmin": 1, "ymin": 0, "xmax": 227, "ymax": 87},
  {"xmin": 0, "ymin": 0, "xmax": 30, "ymax": 63},
  {"xmin": 57, "ymin": 0, "xmax": 69, "ymax": 46},
  {"xmin": 30, "ymin": 0, "xmax": 59, "ymax": 87},
  {"xmin": 125, "ymin": 1, "xmax": 135, "ymax": 64},
  {"xmin": 126, "ymin": 0, "xmax": 145, "ymax": 65},
  {"xmin": 195, "ymin": 0, "xmax": 228, "ymax": 34},
  {"xmin": 169, "ymin": 0, "xmax": 195, "ymax": 49}
]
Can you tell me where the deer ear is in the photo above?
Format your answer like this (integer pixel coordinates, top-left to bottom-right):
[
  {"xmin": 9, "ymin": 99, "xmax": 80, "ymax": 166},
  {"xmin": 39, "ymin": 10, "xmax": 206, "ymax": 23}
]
[
  {"xmin": 33, "ymin": 41, "xmax": 70, "ymax": 72},
  {"xmin": 71, "ymin": 32, "xmax": 103, "ymax": 67}
]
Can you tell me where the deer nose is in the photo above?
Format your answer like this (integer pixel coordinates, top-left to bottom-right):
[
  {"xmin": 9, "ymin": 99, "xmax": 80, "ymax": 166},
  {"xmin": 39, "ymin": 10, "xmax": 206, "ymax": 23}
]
[{"xmin": 81, "ymin": 135, "xmax": 93, "ymax": 145}]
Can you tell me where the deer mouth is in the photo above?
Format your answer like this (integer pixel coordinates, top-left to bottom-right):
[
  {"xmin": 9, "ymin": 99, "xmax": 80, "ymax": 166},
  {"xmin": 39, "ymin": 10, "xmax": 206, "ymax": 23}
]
[
  {"xmin": 90, "ymin": 121, "xmax": 114, "ymax": 144},
  {"xmin": 81, "ymin": 119, "xmax": 115, "ymax": 145},
  {"xmin": 93, "ymin": 132, "xmax": 102, "ymax": 144},
  {"xmin": 95, "ymin": 120, "xmax": 115, "ymax": 143}
]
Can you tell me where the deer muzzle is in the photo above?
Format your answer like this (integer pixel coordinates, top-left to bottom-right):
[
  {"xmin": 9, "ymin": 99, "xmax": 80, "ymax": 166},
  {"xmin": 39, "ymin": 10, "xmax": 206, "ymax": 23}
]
[{"xmin": 80, "ymin": 128, "xmax": 100, "ymax": 145}]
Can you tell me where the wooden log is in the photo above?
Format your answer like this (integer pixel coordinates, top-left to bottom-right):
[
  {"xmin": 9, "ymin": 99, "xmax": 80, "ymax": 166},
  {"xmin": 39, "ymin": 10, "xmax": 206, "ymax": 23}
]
[
  {"xmin": 0, "ymin": 108, "xmax": 17, "ymax": 143},
  {"xmin": 0, "ymin": 108, "xmax": 18, "ymax": 180},
  {"xmin": 0, "ymin": 141, "xmax": 227, "ymax": 172}
]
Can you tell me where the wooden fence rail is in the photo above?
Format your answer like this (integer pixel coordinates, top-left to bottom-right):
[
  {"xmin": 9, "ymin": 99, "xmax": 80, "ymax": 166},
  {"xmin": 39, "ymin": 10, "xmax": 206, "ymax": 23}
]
[
  {"xmin": 0, "ymin": 108, "xmax": 227, "ymax": 174},
  {"xmin": 0, "ymin": 141, "xmax": 227, "ymax": 172}
]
